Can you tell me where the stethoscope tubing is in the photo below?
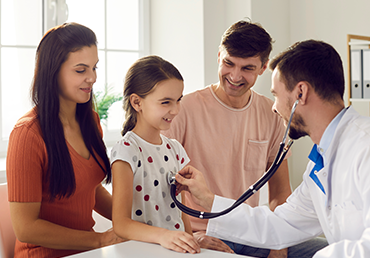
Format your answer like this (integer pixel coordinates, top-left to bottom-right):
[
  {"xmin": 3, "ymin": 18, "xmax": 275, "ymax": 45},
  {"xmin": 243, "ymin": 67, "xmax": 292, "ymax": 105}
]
[
  {"xmin": 170, "ymin": 140, "xmax": 293, "ymax": 219},
  {"xmin": 170, "ymin": 99, "xmax": 299, "ymax": 219}
]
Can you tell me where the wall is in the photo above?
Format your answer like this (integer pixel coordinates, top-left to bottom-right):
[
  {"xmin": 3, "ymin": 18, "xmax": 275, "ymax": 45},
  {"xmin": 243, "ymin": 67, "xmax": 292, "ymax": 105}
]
[{"xmin": 150, "ymin": 0, "xmax": 205, "ymax": 95}]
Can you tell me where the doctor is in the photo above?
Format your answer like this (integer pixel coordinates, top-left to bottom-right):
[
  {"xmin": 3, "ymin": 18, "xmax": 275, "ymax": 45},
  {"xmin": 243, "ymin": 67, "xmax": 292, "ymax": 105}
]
[{"xmin": 175, "ymin": 39, "xmax": 370, "ymax": 258}]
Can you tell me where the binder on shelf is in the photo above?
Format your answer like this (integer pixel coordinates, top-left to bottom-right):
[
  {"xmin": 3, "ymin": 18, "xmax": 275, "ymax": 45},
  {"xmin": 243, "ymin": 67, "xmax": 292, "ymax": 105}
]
[
  {"xmin": 350, "ymin": 49, "xmax": 363, "ymax": 99},
  {"xmin": 363, "ymin": 49, "xmax": 370, "ymax": 99}
]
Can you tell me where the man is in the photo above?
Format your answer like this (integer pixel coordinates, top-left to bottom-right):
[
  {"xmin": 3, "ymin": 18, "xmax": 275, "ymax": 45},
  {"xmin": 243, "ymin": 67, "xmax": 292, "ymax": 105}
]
[
  {"xmin": 175, "ymin": 39, "xmax": 368, "ymax": 257},
  {"xmin": 164, "ymin": 20, "xmax": 325, "ymax": 257}
]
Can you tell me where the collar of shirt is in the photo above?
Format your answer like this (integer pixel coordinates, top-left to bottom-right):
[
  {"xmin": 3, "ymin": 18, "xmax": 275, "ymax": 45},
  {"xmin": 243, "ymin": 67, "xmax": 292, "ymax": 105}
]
[{"xmin": 317, "ymin": 107, "xmax": 348, "ymax": 165}]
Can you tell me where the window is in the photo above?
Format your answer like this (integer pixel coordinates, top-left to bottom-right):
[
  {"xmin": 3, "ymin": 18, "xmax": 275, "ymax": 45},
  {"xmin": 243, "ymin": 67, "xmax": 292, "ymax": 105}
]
[
  {"xmin": 0, "ymin": 0, "xmax": 149, "ymax": 159},
  {"xmin": 0, "ymin": 0, "xmax": 42, "ymax": 157}
]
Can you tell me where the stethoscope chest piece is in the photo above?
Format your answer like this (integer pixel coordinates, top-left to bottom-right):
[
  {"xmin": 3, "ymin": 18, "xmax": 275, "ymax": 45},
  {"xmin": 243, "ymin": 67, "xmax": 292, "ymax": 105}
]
[{"xmin": 167, "ymin": 171, "xmax": 177, "ymax": 185}]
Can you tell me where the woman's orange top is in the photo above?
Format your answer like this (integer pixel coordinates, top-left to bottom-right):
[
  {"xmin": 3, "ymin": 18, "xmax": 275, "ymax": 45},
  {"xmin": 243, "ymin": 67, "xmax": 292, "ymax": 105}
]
[{"xmin": 6, "ymin": 108, "xmax": 106, "ymax": 258}]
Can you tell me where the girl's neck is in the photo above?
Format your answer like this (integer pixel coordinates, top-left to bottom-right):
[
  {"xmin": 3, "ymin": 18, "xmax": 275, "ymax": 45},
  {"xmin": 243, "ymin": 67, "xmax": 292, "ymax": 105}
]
[{"xmin": 132, "ymin": 126, "xmax": 162, "ymax": 145}]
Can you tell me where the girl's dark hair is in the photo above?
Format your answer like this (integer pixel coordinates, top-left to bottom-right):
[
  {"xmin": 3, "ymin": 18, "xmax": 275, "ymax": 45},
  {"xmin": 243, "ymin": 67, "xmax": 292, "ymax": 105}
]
[
  {"xmin": 122, "ymin": 55, "xmax": 183, "ymax": 136},
  {"xmin": 31, "ymin": 22, "xmax": 111, "ymax": 200}
]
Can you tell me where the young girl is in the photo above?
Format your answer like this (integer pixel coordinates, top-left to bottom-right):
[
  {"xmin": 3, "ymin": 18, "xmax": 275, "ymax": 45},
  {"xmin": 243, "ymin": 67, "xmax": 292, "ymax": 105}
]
[{"xmin": 111, "ymin": 55, "xmax": 200, "ymax": 254}]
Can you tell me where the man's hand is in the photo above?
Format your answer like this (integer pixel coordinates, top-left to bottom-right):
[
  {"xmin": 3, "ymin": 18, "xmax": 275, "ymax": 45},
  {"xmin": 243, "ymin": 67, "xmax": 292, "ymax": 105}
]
[
  {"xmin": 268, "ymin": 248, "xmax": 288, "ymax": 258},
  {"xmin": 194, "ymin": 231, "xmax": 234, "ymax": 253},
  {"xmin": 175, "ymin": 165, "xmax": 215, "ymax": 211}
]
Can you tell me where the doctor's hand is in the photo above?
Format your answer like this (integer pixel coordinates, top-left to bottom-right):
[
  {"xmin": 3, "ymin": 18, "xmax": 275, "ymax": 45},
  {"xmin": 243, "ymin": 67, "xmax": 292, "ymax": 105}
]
[
  {"xmin": 194, "ymin": 231, "xmax": 234, "ymax": 254},
  {"xmin": 175, "ymin": 165, "xmax": 215, "ymax": 211}
]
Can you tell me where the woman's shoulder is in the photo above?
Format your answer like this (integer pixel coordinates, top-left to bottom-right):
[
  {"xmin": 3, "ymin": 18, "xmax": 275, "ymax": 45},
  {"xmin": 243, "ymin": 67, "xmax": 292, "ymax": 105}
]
[
  {"xmin": 12, "ymin": 108, "xmax": 42, "ymax": 135},
  {"xmin": 8, "ymin": 108, "xmax": 45, "ymax": 156}
]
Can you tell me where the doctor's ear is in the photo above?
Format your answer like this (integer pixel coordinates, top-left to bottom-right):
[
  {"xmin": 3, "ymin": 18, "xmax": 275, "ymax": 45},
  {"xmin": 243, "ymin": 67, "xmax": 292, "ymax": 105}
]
[
  {"xmin": 296, "ymin": 81, "xmax": 310, "ymax": 104},
  {"xmin": 130, "ymin": 94, "xmax": 142, "ymax": 112}
]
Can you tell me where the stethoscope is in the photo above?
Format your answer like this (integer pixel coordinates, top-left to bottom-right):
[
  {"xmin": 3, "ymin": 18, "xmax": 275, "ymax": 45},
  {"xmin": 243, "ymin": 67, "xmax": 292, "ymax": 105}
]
[{"xmin": 167, "ymin": 97, "xmax": 300, "ymax": 219}]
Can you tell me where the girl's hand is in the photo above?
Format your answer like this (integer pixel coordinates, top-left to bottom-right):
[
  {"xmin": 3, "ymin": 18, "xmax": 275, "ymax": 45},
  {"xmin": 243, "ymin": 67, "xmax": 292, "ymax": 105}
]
[{"xmin": 158, "ymin": 230, "xmax": 200, "ymax": 254}]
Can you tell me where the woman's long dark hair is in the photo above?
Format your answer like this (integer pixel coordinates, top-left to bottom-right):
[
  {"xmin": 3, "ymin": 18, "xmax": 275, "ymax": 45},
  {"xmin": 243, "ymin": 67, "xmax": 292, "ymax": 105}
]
[{"xmin": 31, "ymin": 22, "xmax": 111, "ymax": 200}]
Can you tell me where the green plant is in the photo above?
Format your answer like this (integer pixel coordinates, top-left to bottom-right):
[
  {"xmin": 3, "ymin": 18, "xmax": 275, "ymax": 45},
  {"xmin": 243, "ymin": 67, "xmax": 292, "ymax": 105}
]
[{"xmin": 94, "ymin": 84, "xmax": 123, "ymax": 125}]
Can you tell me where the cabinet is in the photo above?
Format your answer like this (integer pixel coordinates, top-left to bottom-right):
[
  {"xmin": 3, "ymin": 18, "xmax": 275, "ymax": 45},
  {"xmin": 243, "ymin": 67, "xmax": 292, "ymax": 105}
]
[{"xmin": 347, "ymin": 34, "xmax": 370, "ymax": 105}]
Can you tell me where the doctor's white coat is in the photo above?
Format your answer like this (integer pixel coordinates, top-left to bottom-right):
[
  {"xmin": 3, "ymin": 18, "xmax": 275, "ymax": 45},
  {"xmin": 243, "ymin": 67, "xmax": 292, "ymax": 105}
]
[{"xmin": 207, "ymin": 106, "xmax": 370, "ymax": 257}]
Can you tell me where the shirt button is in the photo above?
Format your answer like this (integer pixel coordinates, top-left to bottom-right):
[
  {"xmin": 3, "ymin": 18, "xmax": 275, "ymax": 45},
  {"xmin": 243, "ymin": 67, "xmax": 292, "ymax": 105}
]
[
  {"xmin": 314, "ymin": 170, "xmax": 318, "ymax": 174},
  {"xmin": 328, "ymin": 206, "xmax": 331, "ymax": 210},
  {"xmin": 323, "ymin": 172, "xmax": 327, "ymax": 177}
]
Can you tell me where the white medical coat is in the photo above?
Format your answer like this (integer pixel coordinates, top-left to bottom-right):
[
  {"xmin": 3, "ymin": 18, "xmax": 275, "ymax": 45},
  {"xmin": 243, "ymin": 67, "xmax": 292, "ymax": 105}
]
[{"xmin": 207, "ymin": 106, "xmax": 370, "ymax": 257}]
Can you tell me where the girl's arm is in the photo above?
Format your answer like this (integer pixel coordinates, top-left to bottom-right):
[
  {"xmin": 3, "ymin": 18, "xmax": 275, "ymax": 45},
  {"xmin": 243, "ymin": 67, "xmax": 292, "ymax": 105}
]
[
  {"xmin": 10, "ymin": 202, "xmax": 122, "ymax": 250},
  {"xmin": 112, "ymin": 160, "xmax": 200, "ymax": 254},
  {"xmin": 181, "ymin": 191, "xmax": 193, "ymax": 236},
  {"xmin": 94, "ymin": 183, "xmax": 114, "ymax": 220}
]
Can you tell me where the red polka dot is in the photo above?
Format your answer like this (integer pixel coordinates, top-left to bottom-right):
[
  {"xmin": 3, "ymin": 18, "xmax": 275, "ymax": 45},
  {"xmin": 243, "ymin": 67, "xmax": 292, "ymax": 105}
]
[
  {"xmin": 144, "ymin": 195, "xmax": 150, "ymax": 201},
  {"xmin": 174, "ymin": 223, "xmax": 180, "ymax": 229},
  {"xmin": 166, "ymin": 144, "xmax": 171, "ymax": 149},
  {"xmin": 155, "ymin": 205, "xmax": 159, "ymax": 211},
  {"xmin": 139, "ymin": 147, "xmax": 142, "ymax": 152},
  {"xmin": 176, "ymin": 155, "xmax": 179, "ymax": 160},
  {"xmin": 124, "ymin": 141, "xmax": 130, "ymax": 146},
  {"xmin": 148, "ymin": 156, "xmax": 153, "ymax": 163},
  {"xmin": 181, "ymin": 157, "xmax": 185, "ymax": 164},
  {"xmin": 135, "ymin": 185, "xmax": 142, "ymax": 192}
]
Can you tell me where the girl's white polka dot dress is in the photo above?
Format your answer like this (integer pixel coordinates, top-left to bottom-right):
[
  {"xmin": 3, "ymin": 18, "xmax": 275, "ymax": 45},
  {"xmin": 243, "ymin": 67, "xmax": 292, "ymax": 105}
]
[{"xmin": 111, "ymin": 131, "xmax": 190, "ymax": 231}]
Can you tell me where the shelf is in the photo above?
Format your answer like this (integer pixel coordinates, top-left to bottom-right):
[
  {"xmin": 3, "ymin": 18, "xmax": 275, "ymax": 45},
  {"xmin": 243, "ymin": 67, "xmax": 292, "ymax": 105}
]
[
  {"xmin": 347, "ymin": 34, "xmax": 370, "ymax": 106},
  {"xmin": 350, "ymin": 98, "xmax": 370, "ymax": 102},
  {"xmin": 349, "ymin": 41, "xmax": 370, "ymax": 46}
]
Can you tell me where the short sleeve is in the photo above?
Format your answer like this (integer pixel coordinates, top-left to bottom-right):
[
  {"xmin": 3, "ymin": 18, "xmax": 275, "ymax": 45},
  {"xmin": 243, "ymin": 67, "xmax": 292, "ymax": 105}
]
[
  {"xmin": 168, "ymin": 138, "xmax": 190, "ymax": 170},
  {"xmin": 6, "ymin": 124, "xmax": 47, "ymax": 202},
  {"xmin": 110, "ymin": 139, "xmax": 140, "ymax": 175}
]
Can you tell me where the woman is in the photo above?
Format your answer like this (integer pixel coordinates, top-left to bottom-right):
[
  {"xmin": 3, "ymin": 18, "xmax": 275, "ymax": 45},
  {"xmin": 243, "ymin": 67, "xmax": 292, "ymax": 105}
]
[{"xmin": 6, "ymin": 22, "xmax": 123, "ymax": 258}]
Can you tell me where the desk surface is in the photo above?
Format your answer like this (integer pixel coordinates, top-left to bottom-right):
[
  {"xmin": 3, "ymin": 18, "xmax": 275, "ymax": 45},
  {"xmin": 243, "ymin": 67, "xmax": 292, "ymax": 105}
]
[{"xmin": 67, "ymin": 240, "xmax": 250, "ymax": 258}]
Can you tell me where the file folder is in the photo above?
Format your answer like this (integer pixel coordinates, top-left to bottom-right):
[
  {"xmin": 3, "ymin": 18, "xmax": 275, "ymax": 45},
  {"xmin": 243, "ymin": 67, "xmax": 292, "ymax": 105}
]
[
  {"xmin": 351, "ymin": 49, "xmax": 363, "ymax": 99},
  {"xmin": 363, "ymin": 49, "xmax": 370, "ymax": 99}
]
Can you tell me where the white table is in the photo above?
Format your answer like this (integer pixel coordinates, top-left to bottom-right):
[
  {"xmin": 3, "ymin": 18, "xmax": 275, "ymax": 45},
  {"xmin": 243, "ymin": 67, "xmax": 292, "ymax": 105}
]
[{"xmin": 67, "ymin": 240, "xmax": 251, "ymax": 258}]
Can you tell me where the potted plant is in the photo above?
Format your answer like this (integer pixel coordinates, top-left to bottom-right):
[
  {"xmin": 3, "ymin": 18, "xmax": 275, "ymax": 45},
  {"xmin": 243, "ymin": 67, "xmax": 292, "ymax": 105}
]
[{"xmin": 94, "ymin": 84, "xmax": 123, "ymax": 126}]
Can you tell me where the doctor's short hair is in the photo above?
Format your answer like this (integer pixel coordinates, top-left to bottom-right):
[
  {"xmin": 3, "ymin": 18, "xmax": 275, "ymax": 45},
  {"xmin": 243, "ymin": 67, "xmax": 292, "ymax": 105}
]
[
  {"xmin": 219, "ymin": 19, "xmax": 273, "ymax": 66},
  {"xmin": 269, "ymin": 40, "xmax": 345, "ymax": 101}
]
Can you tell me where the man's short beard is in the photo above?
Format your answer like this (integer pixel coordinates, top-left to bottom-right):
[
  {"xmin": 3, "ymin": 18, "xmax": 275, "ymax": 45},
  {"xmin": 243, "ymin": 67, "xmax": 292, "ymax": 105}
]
[
  {"xmin": 289, "ymin": 126, "xmax": 308, "ymax": 140},
  {"xmin": 288, "ymin": 114, "xmax": 308, "ymax": 140}
]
